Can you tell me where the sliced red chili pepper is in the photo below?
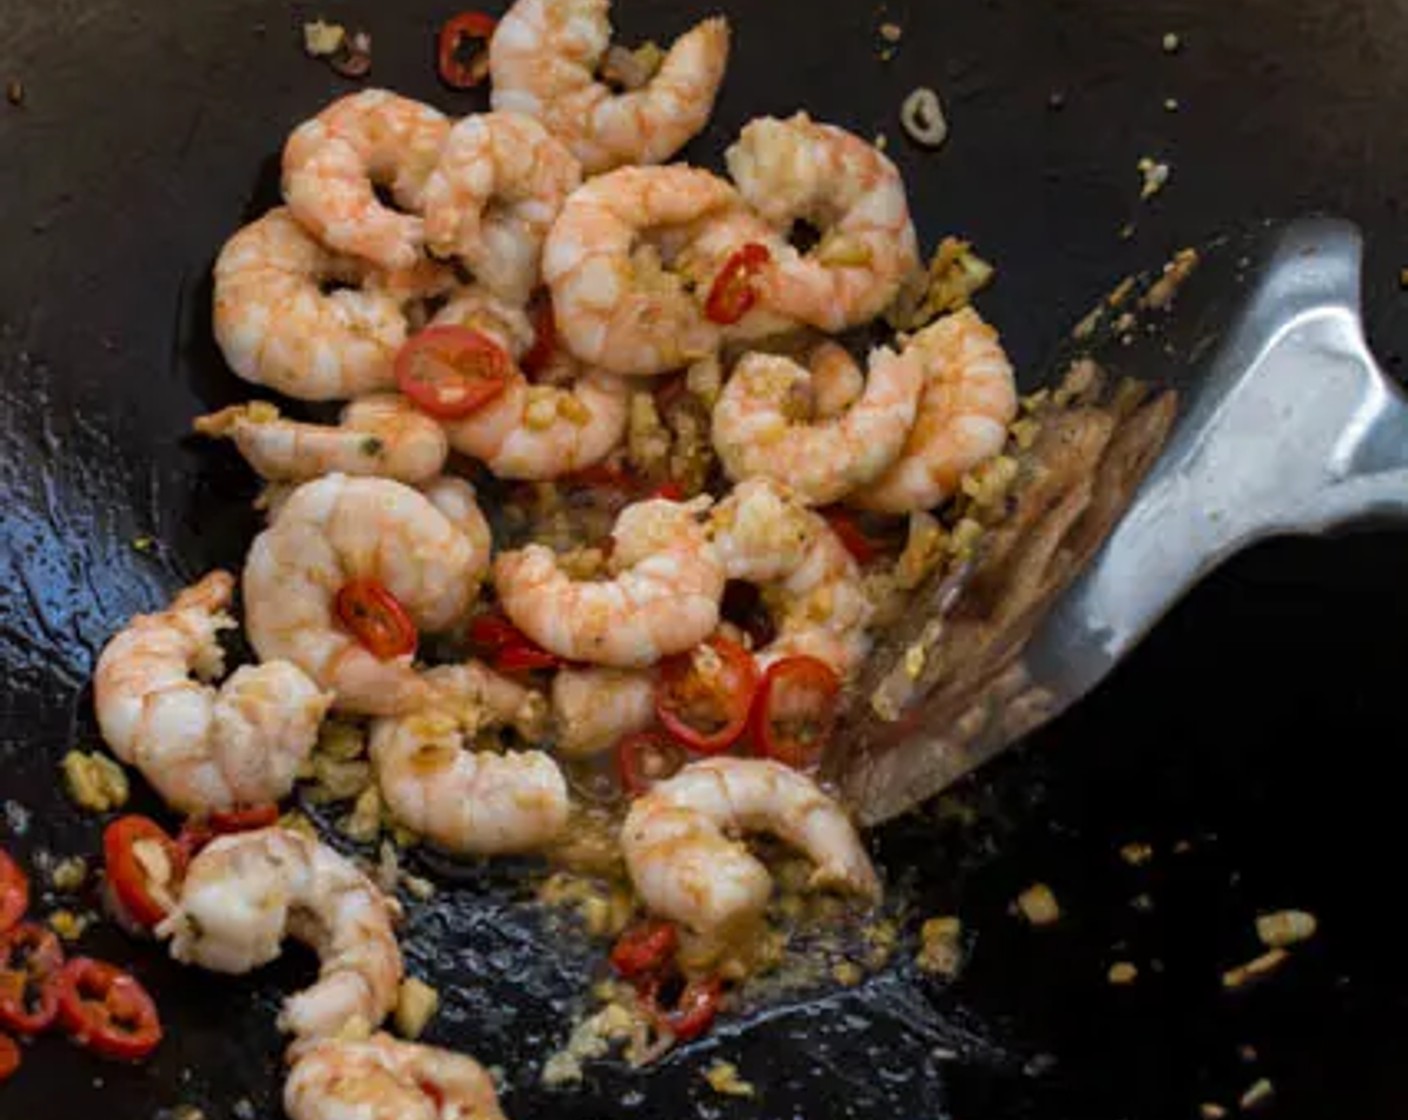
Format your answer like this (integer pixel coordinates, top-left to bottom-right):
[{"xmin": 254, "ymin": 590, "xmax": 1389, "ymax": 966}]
[
  {"xmin": 175, "ymin": 802, "xmax": 281, "ymax": 864},
  {"xmin": 615, "ymin": 731, "xmax": 689, "ymax": 796},
  {"xmin": 0, "ymin": 1033, "xmax": 18, "ymax": 1082},
  {"xmin": 0, "ymin": 851, "xmax": 28, "ymax": 934},
  {"xmin": 103, "ymin": 816, "xmax": 185, "ymax": 932},
  {"xmin": 466, "ymin": 612, "xmax": 525, "ymax": 652},
  {"xmin": 646, "ymin": 974, "xmax": 724, "ymax": 1042},
  {"xmin": 493, "ymin": 644, "xmax": 561, "ymax": 673},
  {"xmin": 521, "ymin": 294, "xmax": 556, "ymax": 376},
  {"xmin": 56, "ymin": 958, "xmax": 162, "ymax": 1061},
  {"xmin": 437, "ymin": 11, "xmax": 497, "ymax": 90},
  {"xmin": 610, "ymin": 919, "xmax": 678, "ymax": 979},
  {"xmin": 822, "ymin": 508, "xmax": 880, "ymax": 564},
  {"xmin": 750, "ymin": 655, "xmax": 841, "ymax": 770},
  {"xmin": 395, "ymin": 326, "xmax": 512, "ymax": 419},
  {"xmin": 468, "ymin": 613, "xmax": 561, "ymax": 673},
  {"xmin": 704, "ymin": 242, "xmax": 771, "ymax": 325},
  {"xmin": 656, "ymin": 636, "xmax": 759, "ymax": 754},
  {"xmin": 207, "ymin": 804, "xmax": 279, "ymax": 833},
  {"xmin": 0, "ymin": 923, "xmax": 64, "ymax": 1034},
  {"xmin": 335, "ymin": 578, "xmax": 418, "ymax": 660},
  {"xmin": 649, "ymin": 480, "xmax": 685, "ymax": 501}
]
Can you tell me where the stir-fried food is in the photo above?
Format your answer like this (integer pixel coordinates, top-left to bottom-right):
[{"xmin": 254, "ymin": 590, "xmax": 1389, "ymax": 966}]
[{"xmin": 68, "ymin": 0, "xmax": 1041, "ymax": 1110}]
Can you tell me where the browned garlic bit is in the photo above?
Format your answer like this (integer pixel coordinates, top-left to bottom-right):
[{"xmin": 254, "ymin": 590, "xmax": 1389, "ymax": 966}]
[
  {"xmin": 1255, "ymin": 909, "xmax": 1317, "ymax": 948},
  {"xmin": 1014, "ymin": 883, "xmax": 1060, "ymax": 926},
  {"xmin": 1221, "ymin": 948, "xmax": 1288, "ymax": 990}
]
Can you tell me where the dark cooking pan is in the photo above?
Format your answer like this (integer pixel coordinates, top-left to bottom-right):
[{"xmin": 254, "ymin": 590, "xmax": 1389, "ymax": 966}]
[{"xmin": 4, "ymin": 0, "xmax": 1408, "ymax": 1116}]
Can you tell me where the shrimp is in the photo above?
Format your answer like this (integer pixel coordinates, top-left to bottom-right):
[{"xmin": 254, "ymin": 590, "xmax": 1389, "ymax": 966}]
[
  {"xmin": 285, "ymin": 1034, "xmax": 506, "ymax": 1120},
  {"xmin": 159, "ymin": 828, "xmax": 402, "ymax": 1041},
  {"xmin": 622, "ymin": 757, "xmax": 879, "ymax": 935},
  {"xmin": 93, "ymin": 572, "xmax": 331, "ymax": 816},
  {"xmin": 542, "ymin": 165, "xmax": 737, "ymax": 375},
  {"xmin": 194, "ymin": 395, "xmax": 448, "ymax": 484},
  {"xmin": 369, "ymin": 663, "xmax": 569, "ymax": 855},
  {"xmin": 711, "ymin": 343, "xmax": 924, "ymax": 506},
  {"xmin": 710, "ymin": 478, "xmax": 873, "ymax": 678},
  {"xmin": 214, "ymin": 209, "xmax": 412, "ymax": 402},
  {"xmin": 429, "ymin": 286, "xmax": 538, "ymax": 359},
  {"xmin": 432, "ymin": 287, "xmax": 626, "ymax": 485},
  {"xmin": 674, "ymin": 206, "xmax": 797, "ymax": 342},
  {"xmin": 420, "ymin": 476, "xmax": 494, "ymax": 564},
  {"xmin": 489, "ymin": 0, "xmax": 730, "ymax": 174},
  {"xmin": 809, "ymin": 340, "xmax": 866, "ymax": 417},
  {"xmin": 725, "ymin": 113, "xmax": 920, "ymax": 332},
  {"xmin": 850, "ymin": 307, "xmax": 1018, "ymax": 513},
  {"xmin": 422, "ymin": 111, "xmax": 582, "ymax": 305},
  {"xmin": 442, "ymin": 364, "xmax": 629, "ymax": 481},
  {"xmin": 283, "ymin": 90, "xmax": 450, "ymax": 272},
  {"xmin": 494, "ymin": 496, "xmax": 725, "ymax": 667},
  {"xmin": 551, "ymin": 666, "xmax": 656, "ymax": 757},
  {"xmin": 244, "ymin": 475, "xmax": 489, "ymax": 716}
]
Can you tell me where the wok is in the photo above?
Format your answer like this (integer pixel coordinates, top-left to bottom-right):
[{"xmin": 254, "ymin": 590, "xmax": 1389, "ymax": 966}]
[{"xmin": 3, "ymin": 0, "xmax": 1408, "ymax": 1117}]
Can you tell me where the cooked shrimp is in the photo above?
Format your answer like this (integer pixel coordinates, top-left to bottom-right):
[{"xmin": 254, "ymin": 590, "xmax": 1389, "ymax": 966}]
[
  {"xmin": 423, "ymin": 111, "xmax": 582, "ymax": 305},
  {"xmin": 159, "ymin": 828, "xmax": 402, "ymax": 1041},
  {"xmin": 93, "ymin": 572, "xmax": 331, "ymax": 815},
  {"xmin": 370, "ymin": 663, "xmax": 568, "ymax": 855},
  {"xmin": 214, "ymin": 209, "xmax": 411, "ymax": 401},
  {"xmin": 622, "ymin": 757, "xmax": 879, "ymax": 935},
  {"xmin": 809, "ymin": 340, "xmax": 865, "ymax": 418},
  {"xmin": 494, "ymin": 496, "xmax": 725, "ymax": 667},
  {"xmin": 283, "ymin": 90, "xmax": 450, "ymax": 272},
  {"xmin": 712, "ymin": 344, "xmax": 923, "ymax": 505},
  {"xmin": 194, "ymin": 395, "xmax": 448, "ymax": 484},
  {"xmin": 551, "ymin": 666, "xmax": 656, "ymax": 757},
  {"xmin": 420, "ymin": 475, "xmax": 494, "ymax": 564},
  {"xmin": 710, "ymin": 478, "xmax": 873, "ymax": 677},
  {"xmin": 285, "ymin": 1034, "xmax": 506, "ymax": 1120},
  {"xmin": 245, "ymin": 475, "xmax": 489, "ymax": 716},
  {"xmin": 542, "ymin": 165, "xmax": 737, "ymax": 375},
  {"xmin": 429, "ymin": 286, "xmax": 538, "ymax": 359},
  {"xmin": 490, "ymin": 0, "xmax": 729, "ymax": 174},
  {"xmin": 674, "ymin": 205, "xmax": 797, "ymax": 342},
  {"xmin": 725, "ymin": 113, "xmax": 920, "ymax": 332},
  {"xmin": 442, "ymin": 364, "xmax": 629, "ymax": 480},
  {"xmin": 850, "ymin": 307, "xmax": 1018, "ymax": 513}
]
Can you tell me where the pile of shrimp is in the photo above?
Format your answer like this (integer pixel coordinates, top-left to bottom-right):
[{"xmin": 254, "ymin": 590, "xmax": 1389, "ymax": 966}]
[{"xmin": 86, "ymin": 0, "xmax": 1024, "ymax": 1112}]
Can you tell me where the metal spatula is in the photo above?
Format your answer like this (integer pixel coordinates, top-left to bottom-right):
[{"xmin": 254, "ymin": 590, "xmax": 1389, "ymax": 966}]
[{"xmin": 833, "ymin": 217, "xmax": 1408, "ymax": 826}]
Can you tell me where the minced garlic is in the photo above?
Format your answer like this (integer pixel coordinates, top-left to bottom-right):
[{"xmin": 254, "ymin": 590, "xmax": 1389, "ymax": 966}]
[
  {"xmin": 394, "ymin": 977, "xmax": 440, "ymax": 1040},
  {"xmin": 916, "ymin": 916, "xmax": 963, "ymax": 976},
  {"xmin": 1119, "ymin": 842, "xmax": 1154, "ymax": 866},
  {"xmin": 704, "ymin": 1060, "xmax": 756, "ymax": 1097},
  {"xmin": 1239, "ymin": 1078, "xmax": 1274, "ymax": 1111},
  {"xmin": 49, "ymin": 909, "xmax": 90, "ymax": 942},
  {"xmin": 1137, "ymin": 157, "xmax": 1171, "ymax": 200},
  {"xmin": 1255, "ymin": 909, "xmax": 1317, "ymax": 948},
  {"xmin": 303, "ymin": 19, "xmax": 347, "ymax": 57},
  {"xmin": 317, "ymin": 720, "xmax": 367, "ymax": 761},
  {"xmin": 62, "ymin": 750, "xmax": 129, "ymax": 812},
  {"xmin": 1221, "ymin": 947, "xmax": 1288, "ymax": 989},
  {"xmin": 1107, "ymin": 961, "xmax": 1138, "ymax": 985},
  {"xmin": 340, "ymin": 785, "xmax": 383, "ymax": 843},
  {"xmin": 50, "ymin": 856, "xmax": 88, "ymax": 893},
  {"xmin": 895, "ymin": 511, "xmax": 947, "ymax": 590},
  {"xmin": 1014, "ymin": 883, "xmax": 1061, "ymax": 926}
]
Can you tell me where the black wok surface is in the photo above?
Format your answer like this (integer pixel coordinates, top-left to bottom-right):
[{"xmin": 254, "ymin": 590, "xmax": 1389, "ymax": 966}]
[{"xmin": 4, "ymin": 0, "xmax": 1408, "ymax": 1117}]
